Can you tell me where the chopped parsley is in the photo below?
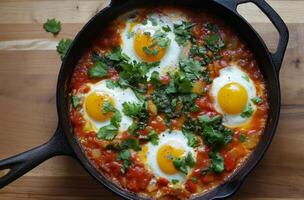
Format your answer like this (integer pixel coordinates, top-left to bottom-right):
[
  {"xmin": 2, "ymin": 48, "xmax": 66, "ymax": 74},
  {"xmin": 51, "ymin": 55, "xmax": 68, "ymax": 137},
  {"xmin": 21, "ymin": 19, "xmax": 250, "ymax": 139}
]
[
  {"xmin": 142, "ymin": 30, "xmax": 171, "ymax": 56},
  {"xmin": 105, "ymin": 79, "xmax": 119, "ymax": 89},
  {"xmin": 173, "ymin": 21, "xmax": 194, "ymax": 46},
  {"xmin": 43, "ymin": 18, "xmax": 61, "ymax": 34},
  {"xmin": 179, "ymin": 58, "xmax": 202, "ymax": 81},
  {"xmin": 122, "ymin": 102, "xmax": 144, "ymax": 118},
  {"xmin": 88, "ymin": 61, "xmax": 109, "ymax": 78},
  {"xmin": 116, "ymin": 149, "xmax": 132, "ymax": 174},
  {"xmin": 205, "ymin": 34, "xmax": 225, "ymax": 52},
  {"xmin": 123, "ymin": 102, "xmax": 150, "ymax": 130},
  {"xmin": 242, "ymin": 75, "xmax": 250, "ymax": 82},
  {"xmin": 162, "ymin": 25, "xmax": 171, "ymax": 32},
  {"xmin": 182, "ymin": 130, "xmax": 199, "ymax": 148},
  {"xmin": 102, "ymin": 101, "xmax": 115, "ymax": 113},
  {"xmin": 252, "ymin": 97, "xmax": 263, "ymax": 105},
  {"xmin": 241, "ymin": 104, "xmax": 254, "ymax": 118},
  {"xmin": 71, "ymin": 96, "xmax": 80, "ymax": 108},
  {"xmin": 148, "ymin": 130, "xmax": 159, "ymax": 145},
  {"xmin": 173, "ymin": 152, "xmax": 195, "ymax": 175},
  {"xmin": 239, "ymin": 134, "xmax": 246, "ymax": 142},
  {"xmin": 97, "ymin": 124, "xmax": 118, "ymax": 141},
  {"xmin": 56, "ymin": 39, "xmax": 73, "ymax": 60},
  {"xmin": 120, "ymin": 138, "xmax": 141, "ymax": 151},
  {"xmin": 209, "ymin": 152, "xmax": 224, "ymax": 173},
  {"xmin": 97, "ymin": 108, "xmax": 122, "ymax": 141}
]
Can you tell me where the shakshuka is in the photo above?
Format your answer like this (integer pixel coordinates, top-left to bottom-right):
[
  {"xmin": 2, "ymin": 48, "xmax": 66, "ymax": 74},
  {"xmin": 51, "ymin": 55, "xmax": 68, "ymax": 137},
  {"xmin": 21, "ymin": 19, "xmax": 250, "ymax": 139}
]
[{"xmin": 69, "ymin": 7, "xmax": 268, "ymax": 199}]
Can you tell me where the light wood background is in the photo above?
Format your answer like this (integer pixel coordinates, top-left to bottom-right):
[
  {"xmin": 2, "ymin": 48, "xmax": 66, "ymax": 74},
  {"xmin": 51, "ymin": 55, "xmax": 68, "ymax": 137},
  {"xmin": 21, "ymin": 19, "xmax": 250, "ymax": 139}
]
[{"xmin": 0, "ymin": 0, "xmax": 303, "ymax": 199}]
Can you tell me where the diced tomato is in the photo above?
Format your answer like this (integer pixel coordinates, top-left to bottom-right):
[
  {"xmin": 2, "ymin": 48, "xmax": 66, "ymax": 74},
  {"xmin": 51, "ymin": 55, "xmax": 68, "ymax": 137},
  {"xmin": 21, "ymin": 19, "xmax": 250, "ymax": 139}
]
[
  {"xmin": 170, "ymin": 116, "xmax": 185, "ymax": 130},
  {"xmin": 185, "ymin": 179, "xmax": 197, "ymax": 193},
  {"xmin": 223, "ymin": 153, "xmax": 236, "ymax": 172},
  {"xmin": 126, "ymin": 165, "xmax": 152, "ymax": 192},
  {"xmin": 70, "ymin": 109, "xmax": 85, "ymax": 127},
  {"xmin": 200, "ymin": 174, "xmax": 215, "ymax": 184},
  {"xmin": 196, "ymin": 97, "xmax": 215, "ymax": 113},
  {"xmin": 157, "ymin": 177, "xmax": 169, "ymax": 187},
  {"xmin": 148, "ymin": 115, "xmax": 167, "ymax": 133},
  {"xmin": 160, "ymin": 75, "xmax": 171, "ymax": 85}
]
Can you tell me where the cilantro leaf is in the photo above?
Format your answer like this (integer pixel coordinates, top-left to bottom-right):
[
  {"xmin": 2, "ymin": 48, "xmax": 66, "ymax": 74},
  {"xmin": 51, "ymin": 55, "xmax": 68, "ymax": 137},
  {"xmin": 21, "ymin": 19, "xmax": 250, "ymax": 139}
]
[
  {"xmin": 205, "ymin": 34, "xmax": 225, "ymax": 52},
  {"xmin": 106, "ymin": 79, "xmax": 119, "ymax": 89},
  {"xmin": 239, "ymin": 134, "xmax": 246, "ymax": 142},
  {"xmin": 128, "ymin": 122, "xmax": 139, "ymax": 136},
  {"xmin": 120, "ymin": 138, "xmax": 141, "ymax": 151},
  {"xmin": 210, "ymin": 152, "xmax": 224, "ymax": 173},
  {"xmin": 242, "ymin": 75, "xmax": 250, "ymax": 82},
  {"xmin": 71, "ymin": 96, "xmax": 80, "ymax": 108},
  {"xmin": 201, "ymin": 125, "xmax": 232, "ymax": 150},
  {"xmin": 171, "ymin": 179, "xmax": 179, "ymax": 184},
  {"xmin": 179, "ymin": 58, "xmax": 202, "ymax": 81},
  {"xmin": 252, "ymin": 97, "xmax": 263, "ymax": 105},
  {"xmin": 97, "ymin": 124, "xmax": 118, "ymax": 141},
  {"xmin": 148, "ymin": 130, "xmax": 159, "ymax": 145},
  {"xmin": 241, "ymin": 104, "xmax": 254, "ymax": 118},
  {"xmin": 43, "ymin": 18, "xmax": 61, "ymax": 34},
  {"xmin": 116, "ymin": 149, "xmax": 132, "ymax": 174},
  {"xmin": 173, "ymin": 152, "xmax": 196, "ymax": 174},
  {"xmin": 102, "ymin": 101, "xmax": 115, "ymax": 113},
  {"xmin": 56, "ymin": 39, "xmax": 73, "ymax": 60},
  {"xmin": 122, "ymin": 102, "xmax": 143, "ymax": 118},
  {"xmin": 150, "ymin": 71, "xmax": 160, "ymax": 87},
  {"xmin": 110, "ymin": 109, "xmax": 122, "ymax": 127},
  {"xmin": 182, "ymin": 130, "xmax": 199, "ymax": 148},
  {"xmin": 173, "ymin": 21, "xmax": 194, "ymax": 46},
  {"xmin": 162, "ymin": 25, "xmax": 171, "ymax": 32},
  {"xmin": 88, "ymin": 61, "xmax": 109, "ymax": 78}
]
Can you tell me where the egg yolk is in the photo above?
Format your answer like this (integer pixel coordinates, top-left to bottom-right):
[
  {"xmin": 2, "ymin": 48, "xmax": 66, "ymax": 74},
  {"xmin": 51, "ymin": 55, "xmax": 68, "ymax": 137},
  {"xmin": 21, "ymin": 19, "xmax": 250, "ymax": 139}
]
[
  {"xmin": 157, "ymin": 143, "xmax": 184, "ymax": 175},
  {"xmin": 85, "ymin": 92, "xmax": 114, "ymax": 122},
  {"xmin": 218, "ymin": 82, "xmax": 248, "ymax": 114},
  {"xmin": 134, "ymin": 31, "xmax": 167, "ymax": 62}
]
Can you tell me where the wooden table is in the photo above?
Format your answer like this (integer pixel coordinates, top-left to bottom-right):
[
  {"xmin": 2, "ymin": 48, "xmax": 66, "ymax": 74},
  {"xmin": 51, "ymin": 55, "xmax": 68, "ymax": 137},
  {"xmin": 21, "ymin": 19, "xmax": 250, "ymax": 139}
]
[{"xmin": 0, "ymin": 0, "xmax": 303, "ymax": 199}]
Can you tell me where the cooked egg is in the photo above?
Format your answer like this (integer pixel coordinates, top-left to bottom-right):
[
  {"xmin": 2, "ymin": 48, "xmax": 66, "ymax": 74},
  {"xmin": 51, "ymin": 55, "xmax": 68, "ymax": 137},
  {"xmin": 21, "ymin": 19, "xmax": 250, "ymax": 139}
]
[
  {"xmin": 121, "ymin": 14, "xmax": 183, "ymax": 78},
  {"xmin": 82, "ymin": 80, "xmax": 139, "ymax": 132},
  {"xmin": 139, "ymin": 130, "xmax": 196, "ymax": 182},
  {"xmin": 210, "ymin": 65, "xmax": 257, "ymax": 128}
]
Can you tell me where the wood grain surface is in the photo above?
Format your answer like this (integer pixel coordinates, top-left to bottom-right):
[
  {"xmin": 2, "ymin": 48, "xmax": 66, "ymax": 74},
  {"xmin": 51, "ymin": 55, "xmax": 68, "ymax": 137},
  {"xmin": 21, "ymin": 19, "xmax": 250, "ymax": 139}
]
[{"xmin": 0, "ymin": 0, "xmax": 303, "ymax": 199}]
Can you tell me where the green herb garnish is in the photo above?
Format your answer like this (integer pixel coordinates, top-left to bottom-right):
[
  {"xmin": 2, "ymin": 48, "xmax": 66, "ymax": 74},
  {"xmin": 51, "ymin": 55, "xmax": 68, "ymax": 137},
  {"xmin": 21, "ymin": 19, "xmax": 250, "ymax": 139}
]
[
  {"xmin": 252, "ymin": 97, "xmax": 263, "ymax": 105},
  {"xmin": 43, "ymin": 18, "xmax": 61, "ymax": 34},
  {"xmin": 241, "ymin": 104, "xmax": 254, "ymax": 118},
  {"xmin": 173, "ymin": 152, "xmax": 195, "ymax": 175},
  {"xmin": 173, "ymin": 21, "xmax": 194, "ymax": 46},
  {"xmin": 116, "ymin": 149, "xmax": 132, "ymax": 174},
  {"xmin": 57, "ymin": 39, "xmax": 73, "ymax": 60}
]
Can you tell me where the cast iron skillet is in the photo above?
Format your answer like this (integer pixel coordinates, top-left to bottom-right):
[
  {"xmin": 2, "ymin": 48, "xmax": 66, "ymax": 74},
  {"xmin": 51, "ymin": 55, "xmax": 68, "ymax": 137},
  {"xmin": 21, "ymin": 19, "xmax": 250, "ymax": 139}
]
[{"xmin": 0, "ymin": 0, "xmax": 288, "ymax": 199}]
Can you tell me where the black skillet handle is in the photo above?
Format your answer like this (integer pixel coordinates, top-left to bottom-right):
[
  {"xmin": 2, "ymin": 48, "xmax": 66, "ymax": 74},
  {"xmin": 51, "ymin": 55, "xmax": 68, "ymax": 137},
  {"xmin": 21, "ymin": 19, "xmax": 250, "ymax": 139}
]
[
  {"xmin": 221, "ymin": 0, "xmax": 289, "ymax": 74},
  {"xmin": 0, "ymin": 126, "xmax": 74, "ymax": 188}
]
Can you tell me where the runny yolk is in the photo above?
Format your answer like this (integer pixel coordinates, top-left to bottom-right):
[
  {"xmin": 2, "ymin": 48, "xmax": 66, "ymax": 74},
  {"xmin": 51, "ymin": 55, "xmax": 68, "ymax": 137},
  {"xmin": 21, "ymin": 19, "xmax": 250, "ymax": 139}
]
[
  {"xmin": 134, "ymin": 31, "xmax": 166, "ymax": 62},
  {"xmin": 157, "ymin": 143, "xmax": 184, "ymax": 175},
  {"xmin": 217, "ymin": 82, "xmax": 248, "ymax": 115},
  {"xmin": 85, "ymin": 92, "xmax": 114, "ymax": 122}
]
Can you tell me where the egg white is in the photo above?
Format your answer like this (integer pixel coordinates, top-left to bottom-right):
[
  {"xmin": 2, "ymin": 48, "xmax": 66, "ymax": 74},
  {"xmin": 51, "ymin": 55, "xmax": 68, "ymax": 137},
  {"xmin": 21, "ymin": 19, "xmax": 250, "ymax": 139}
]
[
  {"xmin": 210, "ymin": 65, "xmax": 257, "ymax": 128},
  {"xmin": 141, "ymin": 130, "xmax": 196, "ymax": 182},
  {"xmin": 121, "ymin": 14, "xmax": 183, "ymax": 78},
  {"xmin": 81, "ymin": 80, "xmax": 139, "ymax": 133}
]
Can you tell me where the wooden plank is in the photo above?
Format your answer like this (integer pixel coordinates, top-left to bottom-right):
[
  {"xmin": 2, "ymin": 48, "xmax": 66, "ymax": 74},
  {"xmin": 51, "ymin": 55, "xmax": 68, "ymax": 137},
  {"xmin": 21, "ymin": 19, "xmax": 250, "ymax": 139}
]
[
  {"xmin": 0, "ymin": 24, "xmax": 82, "ymax": 41},
  {"xmin": 0, "ymin": 1, "xmax": 302, "ymax": 24},
  {"xmin": 0, "ymin": 0, "xmax": 110, "ymax": 24}
]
